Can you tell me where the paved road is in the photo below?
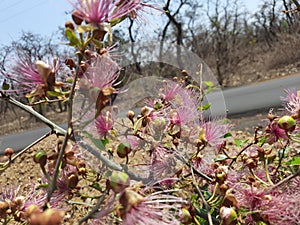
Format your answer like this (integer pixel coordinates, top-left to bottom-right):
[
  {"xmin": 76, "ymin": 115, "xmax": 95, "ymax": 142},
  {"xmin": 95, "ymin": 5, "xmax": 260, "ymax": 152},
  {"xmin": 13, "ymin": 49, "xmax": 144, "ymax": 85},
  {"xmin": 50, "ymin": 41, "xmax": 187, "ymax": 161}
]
[
  {"xmin": 207, "ymin": 74, "xmax": 300, "ymax": 117},
  {"xmin": 1, "ymin": 74, "xmax": 300, "ymax": 153}
]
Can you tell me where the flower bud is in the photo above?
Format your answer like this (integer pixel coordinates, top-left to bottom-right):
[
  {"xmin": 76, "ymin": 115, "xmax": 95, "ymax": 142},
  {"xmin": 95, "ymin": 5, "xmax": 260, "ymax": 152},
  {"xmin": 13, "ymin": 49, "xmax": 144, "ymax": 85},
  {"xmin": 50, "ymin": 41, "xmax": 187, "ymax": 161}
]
[
  {"xmin": 65, "ymin": 58, "xmax": 76, "ymax": 69},
  {"xmin": 0, "ymin": 201, "xmax": 9, "ymax": 215},
  {"xmin": 65, "ymin": 21, "xmax": 75, "ymax": 30},
  {"xmin": 29, "ymin": 208, "xmax": 64, "ymax": 225},
  {"xmin": 93, "ymin": 29, "xmax": 106, "ymax": 40},
  {"xmin": 215, "ymin": 166, "xmax": 228, "ymax": 184},
  {"xmin": 107, "ymin": 171, "xmax": 130, "ymax": 193},
  {"xmin": 278, "ymin": 115, "xmax": 296, "ymax": 132},
  {"xmin": 220, "ymin": 206, "xmax": 238, "ymax": 225},
  {"xmin": 141, "ymin": 106, "xmax": 153, "ymax": 117},
  {"xmin": 4, "ymin": 148, "xmax": 14, "ymax": 158},
  {"xmin": 117, "ymin": 143, "xmax": 131, "ymax": 158},
  {"xmin": 245, "ymin": 158, "xmax": 257, "ymax": 169},
  {"xmin": 68, "ymin": 173, "xmax": 79, "ymax": 189},
  {"xmin": 142, "ymin": 116, "xmax": 151, "ymax": 127},
  {"xmin": 34, "ymin": 152, "xmax": 47, "ymax": 167},
  {"xmin": 36, "ymin": 61, "xmax": 51, "ymax": 83},
  {"xmin": 152, "ymin": 117, "xmax": 166, "ymax": 132},
  {"xmin": 24, "ymin": 204, "xmax": 41, "ymax": 218},
  {"xmin": 71, "ymin": 10, "xmax": 83, "ymax": 25},
  {"xmin": 126, "ymin": 110, "xmax": 135, "ymax": 121},
  {"xmin": 77, "ymin": 161, "xmax": 87, "ymax": 177}
]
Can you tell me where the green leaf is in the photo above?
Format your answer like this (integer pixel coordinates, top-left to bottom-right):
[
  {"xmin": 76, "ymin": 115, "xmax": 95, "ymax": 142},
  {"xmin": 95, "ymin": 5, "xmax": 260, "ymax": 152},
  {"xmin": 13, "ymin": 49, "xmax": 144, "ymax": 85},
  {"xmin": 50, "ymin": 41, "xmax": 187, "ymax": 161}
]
[
  {"xmin": 224, "ymin": 133, "xmax": 232, "ymax": 138},
  {"xmin": 203, "ymin": 87, "xmax": 214, "ymax": 96},
  {"xmin": 133, "ymin": 116, "xmax": 144, "ymax": 134},
  {"xmin": 257, "ymin": 136, "xmax": 267, "ymax": 147},
  {"xmin": 204, "ymin": 81, "xmax": 214, "ymax": 87},
  {"xmin": 234, "ymin": 139, "xmax": 248, "ymax": 147},
  {"xmin": 65, "ymin": 28, "xmax": 80, "ymax": 47},
  {"xmin": 92, "ymin": 39, "xmax": 104, "ymax": 48},
  {"xmin": 90, "ymin": 182, "xmax": 103, "ymax": 192},
  {"xmin": 201, "ymin": 103, "xmax": 211, "ymax": 111},
  {"xmin": 287, "ymin": 156, "xmax": 300, "ymax": 165},
  {"xmin": 82, "ymin": 131, "xmax": 108, "ymax": 151},
  {"xmin": 35, "ymin": 184, "xmax": 49, "ymax": 190},
  {"xmin": 213, "ymin": 154, "xmax": 228, "ymax": 162}
]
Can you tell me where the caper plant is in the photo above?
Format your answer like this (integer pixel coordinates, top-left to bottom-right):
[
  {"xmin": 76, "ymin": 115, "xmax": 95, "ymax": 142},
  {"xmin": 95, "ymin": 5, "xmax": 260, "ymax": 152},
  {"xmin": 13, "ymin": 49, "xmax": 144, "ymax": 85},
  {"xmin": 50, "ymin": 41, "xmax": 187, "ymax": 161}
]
[{"xmin": 0, "ymin": 1, "xmax": 300, "ymax": 225}]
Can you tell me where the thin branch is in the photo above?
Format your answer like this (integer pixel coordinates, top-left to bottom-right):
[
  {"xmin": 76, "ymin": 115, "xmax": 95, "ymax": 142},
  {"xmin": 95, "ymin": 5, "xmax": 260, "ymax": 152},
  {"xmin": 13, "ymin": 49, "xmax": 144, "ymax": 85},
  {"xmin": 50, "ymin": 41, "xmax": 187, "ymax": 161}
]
[
  {"xmin": 46, "ymin": 53, "xmax": 83, "ymax": 205},
  {"xmin": 269, "ymin": 169, "xmax": 300, "ymax": 191},
  {"xmin": 78, "ymin": 189, "xmax": 109, "ymax": 225},
  {"xmin": 0, "ymin": 92, "xmax": 66, "ymax": 136}
]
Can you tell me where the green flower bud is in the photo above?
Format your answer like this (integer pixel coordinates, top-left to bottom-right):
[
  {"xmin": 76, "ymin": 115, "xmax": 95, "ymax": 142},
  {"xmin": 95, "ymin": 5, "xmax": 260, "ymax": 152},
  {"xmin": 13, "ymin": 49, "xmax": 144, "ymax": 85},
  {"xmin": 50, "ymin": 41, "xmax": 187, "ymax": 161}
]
[
  {"xmin": 278, "ymin": 115, "xmax": 296, "ymax": 132},
  {"xmin": 34, "ymin": 152, "xmax": 47, "ymax": 167},
  {"xmin": 107, "ymin": 171, "xmax": 130, "ymax": 193},
  {"xmin": 117, "ymin": 143, "xmax": 131, "ymax": 158},
  {"xmin": 220, "ymin": 206, "xmax": 238, "ymax": 225}
]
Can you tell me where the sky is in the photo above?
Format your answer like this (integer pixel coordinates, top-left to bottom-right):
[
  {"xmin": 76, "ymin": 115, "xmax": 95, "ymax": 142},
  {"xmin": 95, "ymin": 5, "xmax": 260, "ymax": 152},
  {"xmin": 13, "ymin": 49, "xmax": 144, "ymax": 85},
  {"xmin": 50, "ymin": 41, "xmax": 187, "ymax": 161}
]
[{"xmin": 0, "ymin": 0, "xmax": 261, "ymax": 46}]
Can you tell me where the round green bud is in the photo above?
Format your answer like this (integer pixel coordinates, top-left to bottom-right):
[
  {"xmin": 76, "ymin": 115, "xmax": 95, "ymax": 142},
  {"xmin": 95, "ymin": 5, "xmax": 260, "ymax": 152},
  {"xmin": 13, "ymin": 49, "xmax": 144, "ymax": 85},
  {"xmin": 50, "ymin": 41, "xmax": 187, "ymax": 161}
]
[
  {"xmin": 278, "ymin": 115, "xmax": 296, "ymax": 132},
  {"xmin": 220, "ymin": 206, "xmax": 238, "ymax": 225},
  {"xmin": 34, "ymin": 151, "xmax": 47, "ymax": 167},
  {"xmin": 107, "ymin": 171, "xmax": 130, "ymax": 193},
  {"xmin": 117, "ymin": 143, "xmax": 131, "ymax": 158}
]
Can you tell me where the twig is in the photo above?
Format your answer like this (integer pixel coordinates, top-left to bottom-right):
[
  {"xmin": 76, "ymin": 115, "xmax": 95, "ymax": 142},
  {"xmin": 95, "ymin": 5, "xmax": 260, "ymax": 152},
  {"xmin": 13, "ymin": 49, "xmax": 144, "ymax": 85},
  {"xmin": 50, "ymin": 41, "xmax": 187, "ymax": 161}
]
[
  {"xmin": 269, "ymin": 169, "xmax": 300, "ymax": 191},
  {"xmin": 0, "ymin": 92, "xmax": 66, "ymax": 136},
  {"xmin": 79, "ymin": 141, "xmax": 150, "ymax": 183},
  {"xmin": 77, "ymin": 189, "xmax": 109, "ymax": 225},
  {"xmin": 191, "ymin": 167, "xmax": 218, "ymax": 225},
  {"xmin": 175, "ymin": 150, "xmax": 213, "ymax": 182},
  {"xmin": 274, "ymin": 140, "xmax": 289, "ymax": 175},
  {"xmin": 46, "ymin": 53, "xmax": 82, "ymax": 205}
]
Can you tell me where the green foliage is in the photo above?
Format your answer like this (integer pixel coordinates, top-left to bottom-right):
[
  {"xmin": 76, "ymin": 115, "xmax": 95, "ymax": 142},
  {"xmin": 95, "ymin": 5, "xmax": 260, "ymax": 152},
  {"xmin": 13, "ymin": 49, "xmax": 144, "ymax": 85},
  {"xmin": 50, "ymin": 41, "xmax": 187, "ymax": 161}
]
[
  {"xmin": 82, "ymin": 131, "xmax": 109, "ymax": 151},
  {"xmin": 234, "ymin": 139, "xmax": 248, "ymax": 147},
  {"xmin": 287, "ymin": 156, "xmax": 300, "ymax": 165},
  {"xmin": 65, "ymin": 28, "xmax": 81, "ymax": 47},
  {"xmin": 213, "ymin": 154, "xmax": 228, "ymax": 162}
]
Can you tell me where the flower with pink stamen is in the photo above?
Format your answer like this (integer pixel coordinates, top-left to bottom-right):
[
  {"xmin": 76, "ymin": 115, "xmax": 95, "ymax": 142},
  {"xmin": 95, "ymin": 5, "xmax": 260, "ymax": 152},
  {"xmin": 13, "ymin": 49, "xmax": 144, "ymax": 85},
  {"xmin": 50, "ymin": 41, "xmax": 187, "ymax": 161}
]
[{"xmin": 69, "ymin": 0, "xmax": 159, "ymax": 26}]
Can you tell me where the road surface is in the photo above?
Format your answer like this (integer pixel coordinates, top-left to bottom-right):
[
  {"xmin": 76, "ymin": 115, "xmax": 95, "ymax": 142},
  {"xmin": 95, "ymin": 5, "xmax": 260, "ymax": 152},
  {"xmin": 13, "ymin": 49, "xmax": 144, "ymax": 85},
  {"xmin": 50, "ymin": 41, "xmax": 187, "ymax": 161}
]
[{"xmin": 1, "ymin": 74, "xmax": 300, "ymax": 153}]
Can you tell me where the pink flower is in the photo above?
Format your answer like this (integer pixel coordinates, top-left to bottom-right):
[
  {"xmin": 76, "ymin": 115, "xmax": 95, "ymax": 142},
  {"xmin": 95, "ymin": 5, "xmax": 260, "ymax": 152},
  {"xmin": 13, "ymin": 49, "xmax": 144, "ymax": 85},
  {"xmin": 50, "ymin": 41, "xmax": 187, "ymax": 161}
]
[
  {"xmin": 4, "ymin": 55, "xmax": 64, "ymax": 98},
  {"xmin": 149, "ymin": 145, "xmax": 176, "ymax": 181},
  {"xmin": 82, "ymin": 53, "xmax": 120, "ymax": 91},
  {"xmin": 95, "ymin": 110, "xmax": 114, "ymax": 137},
  {"xmin": 281, "ymin": 88, "xmax": 300, "ymax": 115},
  {"xmin": 265, "ymin": 120, "xmax": 288, "ymax": 144},
  {"xmin": 200, "ymin": 119, "xmax": 230, "ymax": 147},
  {"xmin": 13, "ymin": 57, "xmax": 43, "ymax": 89},
  {"xmin": 160, "ymin": 81, "xmax": 183, "ymax": 102},
  {"xmin": 120, "ymin": 189, "xmax": 185, "ymax": 225},
  {"xmin": 191, "ymin": 154, "xmax": 214, "ymax": 175},
  {"xmin": 156, "ymin": 80, "xmax": 201, "ymax": 126},
  {"xmin": 69, "ymin": 0, "xmax": 157, "ymax": 26}
]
